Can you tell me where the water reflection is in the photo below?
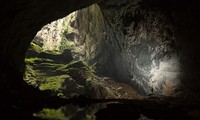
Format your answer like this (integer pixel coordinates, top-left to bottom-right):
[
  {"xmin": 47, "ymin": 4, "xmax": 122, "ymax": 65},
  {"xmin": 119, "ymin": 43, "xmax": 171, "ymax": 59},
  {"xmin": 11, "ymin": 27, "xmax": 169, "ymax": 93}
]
[
  {"xmin": 33, "ymin": 99, "xmax": 200, "ymax": 120},
  {"xmin": 34, "ymin": 103, "xmax": 107, "ymax": 120}
]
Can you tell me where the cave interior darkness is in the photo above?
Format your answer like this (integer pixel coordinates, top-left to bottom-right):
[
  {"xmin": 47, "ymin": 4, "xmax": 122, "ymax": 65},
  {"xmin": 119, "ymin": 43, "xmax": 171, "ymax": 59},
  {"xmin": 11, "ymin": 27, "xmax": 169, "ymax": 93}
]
[{"xmin": 1, "ymin": 0, "xmax": 200, "ymax": 120}]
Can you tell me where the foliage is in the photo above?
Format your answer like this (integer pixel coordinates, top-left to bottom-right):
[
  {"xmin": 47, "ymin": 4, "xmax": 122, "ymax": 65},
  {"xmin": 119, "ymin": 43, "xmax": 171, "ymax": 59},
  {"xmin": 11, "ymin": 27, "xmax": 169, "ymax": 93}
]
[
  {"xmin": 24, "ymin": 65, "xmax": 38, "ymax": 86},
  {"xmin": 33, "ymin": 108, "xmax": 67, "ymax": 120},
  {"xmin": 24, "ymin": 56, "xmax": 71, "ymax": 92},
  {"xmin": 25, "ymin": 57, "xmax": 42, "ymax": 65},
  {"xmin": 25, "ymin": 36, "xmax": 101, "ymax": 98},
  {"xmin": 28, "ymin": 42, "xmax": 42, "ymax": 53},
  {"xmin": 45, "ymin": 50, "xmax": 61, "ymax": 55},
  {"xmin": 59, "ymin": 32, "xmax": 74, "ymax": 52},
  {"xmin": 39, "ymin": 75, "xmax": 69, "ymax": 91}
]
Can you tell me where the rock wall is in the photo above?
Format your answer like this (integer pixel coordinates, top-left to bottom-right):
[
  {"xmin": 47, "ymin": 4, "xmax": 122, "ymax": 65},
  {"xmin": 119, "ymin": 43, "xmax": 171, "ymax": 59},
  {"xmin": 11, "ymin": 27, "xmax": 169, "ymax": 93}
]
[
  {"xmin": 61, "ymin": 0, "xmax": 200, "ymax": 97},
  {"xmin": 33, "ymin": 11, "xmax": 78, "ymax": 51},
  {"xmin": 74, "ymin": 3, "xmax": 130, "ymax": 83},
  {"xmin": 102, "ymin": 2, "xmax": 181, "ymax": 95},
  {"xmin": 34, "ymin": 19, "xmax": 65, "ymax": 51},
  {"xmin": 72, "ymin": 0, "xmax": 200, "ymax": 97}
]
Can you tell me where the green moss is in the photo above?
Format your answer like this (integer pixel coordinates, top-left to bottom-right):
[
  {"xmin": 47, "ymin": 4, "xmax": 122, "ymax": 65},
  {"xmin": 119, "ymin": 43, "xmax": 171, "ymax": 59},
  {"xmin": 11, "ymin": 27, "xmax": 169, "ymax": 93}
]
[
  {"xmin": 56, "ymin": 64, "xmax": 70, "ymax": 73},
  {"xmin": 45, "ymin": 50, "xmax": 61, "ymax": 55},
  {"xmin": 24, "ymin": 57, "xmax": 69, "ymax": 90},
  {"xmin": 25, "ymin": 57, "xmax": 54, "ymax": 65},
  {"xmin": 24, "ymin": 57, "xmax": 100, "ymax": 98},
  {"xmin": 39, "ymin": 75, "xmax": 70, "ymax": 91},
  {"xmin": 65, "ymin": 60, "xmax": 99, "ymax": 83},
  {"xmin": 25, "ymin": 57, "xmax": 41, "ymax": 65},
  {"xmin": 29, "ymin": 42, "xmax": 42, "ymax": 53},
  {"xmin": 33, "ymin": 108, "xmax": 67, "ymax": 120},
  {"xmin": 59, "ymin": 34, "xmax": 74, "ymax": 52},
  {"xmin": 55, "ymin": 60, "xmax": 85, "ymax": 73},
  {"xmin": 24, "ymin": 65, "xmax": 38, "ymax": 86},
  {"xmin": 25, "ymin": 65, "xmax": 36, "ymax": 77},
  {"xmin": 25, "ymin": 41, "xmax": 100, "ymax": 98}
]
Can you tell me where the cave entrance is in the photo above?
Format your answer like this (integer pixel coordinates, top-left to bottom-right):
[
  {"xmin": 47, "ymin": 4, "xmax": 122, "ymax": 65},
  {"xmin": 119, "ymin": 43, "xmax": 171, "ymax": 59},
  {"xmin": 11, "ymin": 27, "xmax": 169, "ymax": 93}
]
[
  {"xmin": 24, "ymin": 10, "xmax": 84, "ymax": 98},
  {"xmin": 24, "ymin": 4, "xmax": 142, "ymax": 100}
]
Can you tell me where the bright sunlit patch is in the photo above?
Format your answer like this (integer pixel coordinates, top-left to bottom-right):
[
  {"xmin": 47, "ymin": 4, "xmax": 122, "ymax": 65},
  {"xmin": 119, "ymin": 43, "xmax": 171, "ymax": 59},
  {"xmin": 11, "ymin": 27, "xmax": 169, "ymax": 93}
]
[
  {"xmin": 149, "ymin": 53, "xmax": 181, "ymax": 94},
  {"xmin": 34, "ymin": 11, "xmax": 78, "ymax": 52}
]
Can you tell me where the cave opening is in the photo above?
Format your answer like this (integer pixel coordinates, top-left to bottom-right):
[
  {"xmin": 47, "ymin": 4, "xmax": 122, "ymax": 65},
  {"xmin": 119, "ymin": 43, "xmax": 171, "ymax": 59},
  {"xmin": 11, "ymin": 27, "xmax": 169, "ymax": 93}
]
[
  {"xmin": 24, "ymin": 4, "xmax": 142, "ymax": 100},
  {"xmin": 24, "ymin": 2, "xmax": 184, "ymax": 101},
  {"xmin": 24, "ymin": 2, "xmax": 187, "ymax": 119}
]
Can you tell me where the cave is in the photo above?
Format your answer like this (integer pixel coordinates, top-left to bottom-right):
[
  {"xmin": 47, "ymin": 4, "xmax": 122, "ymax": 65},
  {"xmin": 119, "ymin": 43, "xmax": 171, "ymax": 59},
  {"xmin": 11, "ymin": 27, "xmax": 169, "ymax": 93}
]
[{"xmin": 1, "ymin": 0, "xmax": 200, "ymax": 119}]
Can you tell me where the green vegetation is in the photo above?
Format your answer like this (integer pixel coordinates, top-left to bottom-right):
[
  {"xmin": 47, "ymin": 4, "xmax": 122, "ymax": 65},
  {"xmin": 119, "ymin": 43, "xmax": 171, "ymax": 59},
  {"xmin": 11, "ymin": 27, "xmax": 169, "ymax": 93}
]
[
  {"xmin": 24, "ymin": 47, "xmax": 102, "ymax": 98},
  {"xmin": 24, "ymin": 43, "xmax": 101, "ymax": 98},
  {"xmin": 24, "ymin": 65, "xmax": 38, "ymax": 86},
  {"xmin": 24, "ymin": 11, "xmax": 105, "ymax": 98},
  {"xmin": 29, "ymin": 42, "xmax": 42, "ymax": 53},
  {"xmin": 33, "ymin": 108, "xmax": 66, "ymax": 120},
  {"xmin": 59, "ymin": 30, "xmax": 79, "ymax": 53},
  {"xmin": 24, "ymin": 56, "xmax": 70, "ymax": 92},
  {"xmin": 25, "ymin": 57, "xmax": 53, "ymax": 65},
  {"xmin": 39, "ymin": 75, "xmax": 69, "ymax": 91},
  {"xmin": 45, "ymin": 50, "xmax": 61, "ymax": 55},
  {"xmin": 33, "ymin": 104, "xmax": 96, "ymax": 120}
]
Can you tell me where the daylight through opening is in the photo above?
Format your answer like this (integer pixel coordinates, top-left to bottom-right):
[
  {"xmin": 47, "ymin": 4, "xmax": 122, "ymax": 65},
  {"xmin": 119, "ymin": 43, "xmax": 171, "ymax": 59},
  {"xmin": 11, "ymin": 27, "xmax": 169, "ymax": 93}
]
[{"xmin": 24, "ymin": 4, "xmax": 143, "ymax": 100}]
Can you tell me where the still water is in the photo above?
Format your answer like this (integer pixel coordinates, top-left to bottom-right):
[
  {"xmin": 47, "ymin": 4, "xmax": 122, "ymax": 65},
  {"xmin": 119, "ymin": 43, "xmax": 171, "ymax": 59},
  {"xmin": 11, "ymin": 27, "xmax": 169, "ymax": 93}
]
[
  {"xmin": 33, "ymin": 99, "xmax": 200, "ymax": 120},
  {"xmin": 34, "ymin": 103, "xmax": 107, "ymax": 120}
]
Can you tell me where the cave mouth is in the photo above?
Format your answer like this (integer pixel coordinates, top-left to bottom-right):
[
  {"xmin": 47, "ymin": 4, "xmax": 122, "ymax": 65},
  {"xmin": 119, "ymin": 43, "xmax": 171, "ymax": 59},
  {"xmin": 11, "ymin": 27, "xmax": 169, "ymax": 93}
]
[
  {"xmin": 24, "ymin": 4, "xmax": 143, "ymax": 100},
  {"xmin": 24, "ymin": 2, "xmax": 184, "ymax": 100}
]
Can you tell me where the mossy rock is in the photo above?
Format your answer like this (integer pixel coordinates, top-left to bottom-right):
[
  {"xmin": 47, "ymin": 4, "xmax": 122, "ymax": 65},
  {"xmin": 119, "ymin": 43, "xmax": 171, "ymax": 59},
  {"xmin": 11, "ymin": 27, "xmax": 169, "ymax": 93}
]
[
  {"xmin": 39, "ymin": 75, "xmax": 70, "ymax": 91},
  {"xmin": 28, "ymin": 42, "xmax": 42, "ymax": 53},
  {"xmin": 34, "ymin": 108, "xmax": 66, "ymax": 120},
  {"xmin": 24, "ymin": 42, "xmax": 113, "ymax": 99}
]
